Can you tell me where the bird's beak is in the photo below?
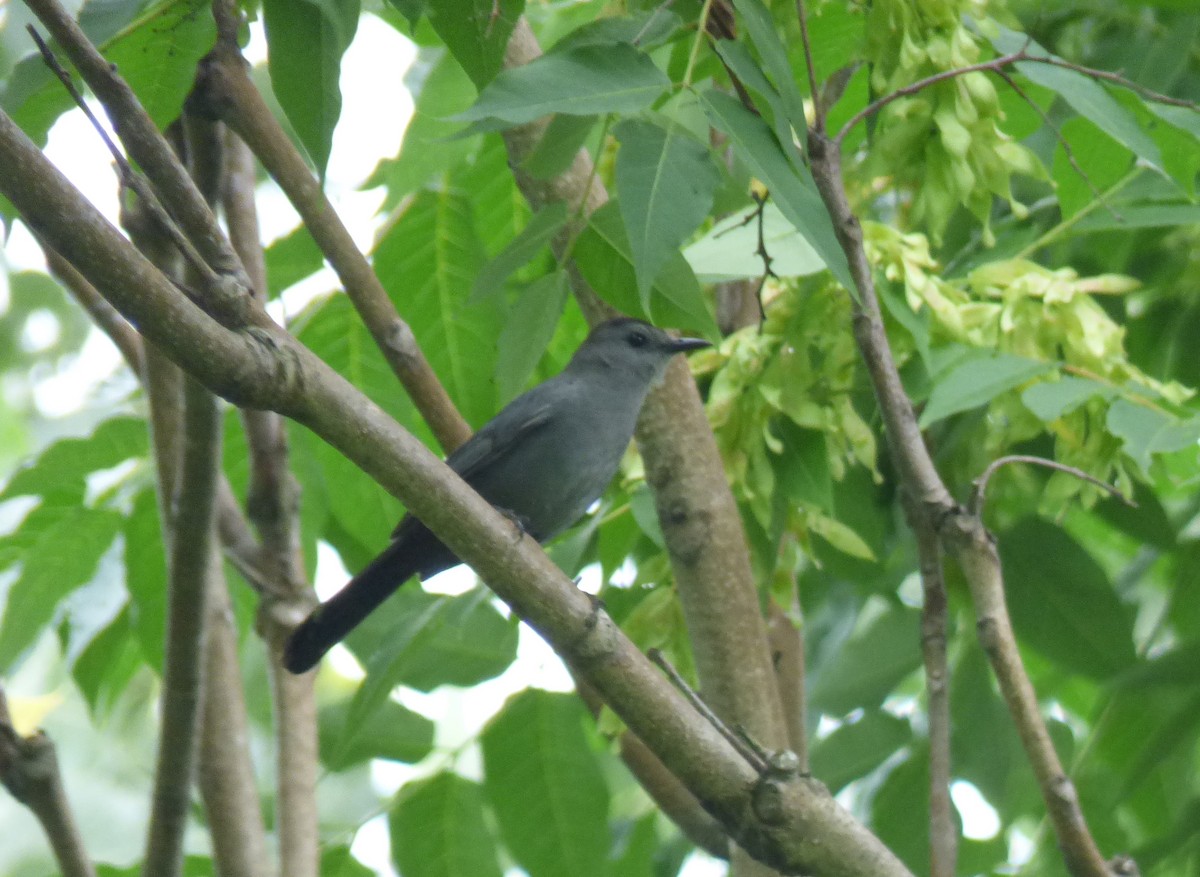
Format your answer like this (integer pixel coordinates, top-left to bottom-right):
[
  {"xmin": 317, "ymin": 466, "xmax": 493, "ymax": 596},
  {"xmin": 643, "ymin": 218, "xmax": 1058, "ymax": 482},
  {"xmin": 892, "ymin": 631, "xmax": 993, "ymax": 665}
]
[{"xmin": 665, "ymin": 335, "xmax": 711, "ymax": 354}]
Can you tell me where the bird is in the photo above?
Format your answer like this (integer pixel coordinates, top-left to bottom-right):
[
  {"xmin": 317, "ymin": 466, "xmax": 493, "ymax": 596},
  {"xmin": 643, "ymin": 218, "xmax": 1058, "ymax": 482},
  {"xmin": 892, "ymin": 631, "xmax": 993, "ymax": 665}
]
[{"xmin": 283, "ymin": 318, "xmax": 710, "ymax": 673}]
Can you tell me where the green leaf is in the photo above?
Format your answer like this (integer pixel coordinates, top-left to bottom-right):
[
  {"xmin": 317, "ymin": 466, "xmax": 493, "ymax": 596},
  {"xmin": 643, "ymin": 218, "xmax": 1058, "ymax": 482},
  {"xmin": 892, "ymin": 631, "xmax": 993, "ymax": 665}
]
[
  {"xmin": 427, "ymin": 0, "xmax": 524, "ymax": 89},
  {"xmin": 699, "ymin": 89, "xmax": 854, "ymax": 291},
  {"xmin": 1, "ymin": 416, "xmax": 147, "ymax": 501},
  {"xmin": 1051, "ymin": 117, "xmax": 1136, "ymax": 220},
  {"xmin": 0, "ymin": 505, "xmax": 122, "ymax": 670},
  {"xmin": 124, "ymin": 488, "xmax": 168, "ymax": 672},
  {"xmin": 345, "ymin": 588, "xmax": 518, "ymax": 734},
  {"xmin": 263, "ymin": 0, "xmax": 361, "ymax": 178},
  {"xmin": 482, "ymin": 690, "xmax": 610, "ymax": 877},
  {"xmin": 471, "ymin": 202, "xmax": 568, "ymax": 302},
  {"xmin": 810, "ymin": 710, "xmax": 912, "ymax": 793},
  {"xmin": 614, "ymin": 118, "xmax": 720, "ymax": 301},
  {"xmin": 683, "ymin": 201, "xmax": 825, "ymax": 281},
  {"xmin": 992, "ymin": 28, "xmax": 1163, "ymax": 172},
  {"xmin": 551, "ymin": 10, "xmax": 682, "ymax": 53},
  {"xmin": 390, "ymin": 773, "xmax": 504, "ymax": 877},
  {"xmin": 731, "ymin": 0, "xmax": 807, "ymax": 140},
  {"xmin": 495, "ymin": 272, "xmax": 569, "ymax": 403},
  {"xmin": 519, "ymin": 113, "xmax": 598, "ymax": 180},
  {"xmin": 809, "ymin": 605, "xmax": 922, "ymax": 715},
  {"xmin": 1106, "ymin": 400, "xmax": 1200, "ymax": 471},
  {"xmin": 455, "ymin": 44, "xmax": 670, "ymax": 125},
  {"xmin": 1021, "ymin": 376, "xmax": 1117, "ymax": 421},
  {"xmin": 71, "ymin": 607, "xmax": 143, "ymax": 717},
  {"xmin": 573, "ymin": 201, "xmax": 719, "ymax": 338},
  {"xmin": 264, "ymin": 224, "xmax": 324, "ymax": 297},
  {"xmin": 367, "ymin": 48, "xmax": 481, "ymax": 206},
  {"xmin": 919, "ymin": 353, "xmax": 1053, "ymax": 427},
  {"xmin": 320, "ymin": 696, "xmax": 435, "ymax": 770},
  {"xmin": 1073, "ymin": 203, "xmax": 1200, "ymax": 232},
  {"xmin": 105, "ymin": 0, "xmax": 216, "ymax": 132},
  {"xmin": 373, "ymin": 188, "xmax": 505, "ymax": 428},
  {"xmin": 999, "ymin": 517, "xmax": 1136, "ymax": 679}
]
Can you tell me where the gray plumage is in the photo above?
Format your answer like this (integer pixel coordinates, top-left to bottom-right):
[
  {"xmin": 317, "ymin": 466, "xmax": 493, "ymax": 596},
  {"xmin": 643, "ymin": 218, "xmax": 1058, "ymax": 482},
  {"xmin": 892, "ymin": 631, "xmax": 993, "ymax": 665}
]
[{"xmin": 284, "ymin": 318, "xmax": 709, "ymax": 673}]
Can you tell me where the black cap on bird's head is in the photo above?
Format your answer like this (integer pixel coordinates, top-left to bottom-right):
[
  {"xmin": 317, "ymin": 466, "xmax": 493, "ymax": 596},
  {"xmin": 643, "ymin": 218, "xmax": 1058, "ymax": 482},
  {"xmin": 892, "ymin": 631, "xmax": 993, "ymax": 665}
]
[{"xmin": 568, "ymin": 318, "xmax": 710, "ymax": 381}]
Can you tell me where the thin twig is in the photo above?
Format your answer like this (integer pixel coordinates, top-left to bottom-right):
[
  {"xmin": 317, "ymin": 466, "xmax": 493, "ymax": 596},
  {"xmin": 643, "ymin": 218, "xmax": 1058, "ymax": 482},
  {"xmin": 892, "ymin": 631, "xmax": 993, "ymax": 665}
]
[
  {"xmin": 648, "ymin": 648, "xmax": 770, "ymax": 774},
  {"xmin": 971, "ymin": 454, "xmax": 1135, "ymax": 517},
  {"xmin": 794, "ymin": 0, "xmax": 822, "ymax": 131},
  {"xmin": 834, "ymin": 47, "xmax": 1199, "ymax": 146},
  {"xmin": 27, "ymin": 26, "xmax": 221, "ymax": 291},
  {"xmin": 834, "ymin": 51, "xmax": 1027, "ymax": 145},
  {"xmin": 994, "ymin": 69, "xmax": 1119, "ymax": 222}
]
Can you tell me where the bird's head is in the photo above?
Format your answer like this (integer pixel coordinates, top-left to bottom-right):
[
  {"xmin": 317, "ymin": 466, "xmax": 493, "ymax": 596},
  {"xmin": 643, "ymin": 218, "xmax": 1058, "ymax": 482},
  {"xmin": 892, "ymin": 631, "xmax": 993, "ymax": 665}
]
[{"xmin": 567, "ymin": 318, "xmax": 710, "ymax": 387}]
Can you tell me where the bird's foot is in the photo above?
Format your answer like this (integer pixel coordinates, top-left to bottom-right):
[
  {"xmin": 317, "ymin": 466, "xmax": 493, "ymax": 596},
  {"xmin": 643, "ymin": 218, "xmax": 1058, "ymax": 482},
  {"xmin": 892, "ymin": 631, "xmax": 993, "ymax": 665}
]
[{"xmin": 496, "ymin": 507, "xmax": 532, "ymax": 542}]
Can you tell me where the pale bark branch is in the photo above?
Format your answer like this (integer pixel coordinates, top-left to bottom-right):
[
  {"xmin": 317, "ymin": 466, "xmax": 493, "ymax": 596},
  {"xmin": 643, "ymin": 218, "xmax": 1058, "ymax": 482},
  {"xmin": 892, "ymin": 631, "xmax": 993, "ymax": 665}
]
[
  {"xmin": 221, "ymin": 129, "xmax": 319, "ymax": 877},
  {"xmin": 905, "ymin": 497, "xmax": 956, "ymax": 877},
  {"xmin": 0, "ymin": 103, "xmax": 911, "ymax": 877},
  {"xmin": 190, "ymin": 10, "xmax": 471, "ymax": 453},
  {"xmin": 796, "ymin": 5, "xmax": 1117, "ymax": 873},
  {"xmin": 142, "ymin": 375, "xmax": 222, "ymax": 877}
]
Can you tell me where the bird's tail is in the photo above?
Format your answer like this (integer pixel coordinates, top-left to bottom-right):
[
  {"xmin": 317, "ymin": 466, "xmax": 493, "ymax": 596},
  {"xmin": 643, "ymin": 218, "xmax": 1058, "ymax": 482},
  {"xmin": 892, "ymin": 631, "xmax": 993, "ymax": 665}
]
[{"xmin": 283, "ymin": 538, "xmax": 424, "ymax": 674}]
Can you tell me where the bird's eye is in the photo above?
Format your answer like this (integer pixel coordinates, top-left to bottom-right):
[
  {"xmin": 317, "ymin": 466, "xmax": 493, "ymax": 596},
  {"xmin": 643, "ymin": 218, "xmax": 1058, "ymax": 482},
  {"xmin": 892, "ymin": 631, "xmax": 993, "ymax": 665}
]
[{"xmin": 628, "ymin": 331, "xmax": 648, "ymax": 348}]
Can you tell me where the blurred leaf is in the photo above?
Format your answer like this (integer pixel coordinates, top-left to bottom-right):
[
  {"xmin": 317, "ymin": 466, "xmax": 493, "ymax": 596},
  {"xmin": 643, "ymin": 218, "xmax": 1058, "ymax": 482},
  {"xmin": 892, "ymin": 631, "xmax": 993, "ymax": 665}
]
[
  {"xmin": 551, "ymin": 10, "xmax": 682, "ymax": 53},
  {"xmin": 265, "ymin": 224, "xmax": 324, "ymax": 296},
  {"xmin": 482, "ymin": 690, "xmax": 610, "ymax": 877},
  {"xmin": 809, "ymin": 710, "xmax": 912, "ymax": 793},
  {"xmin": 105, "ymin": 0, "xmax": 216, "ymax": 131},
  {"xmin": 999, "ymin": 517, "xmax": 1136, "ymax": 679},
  {"xmin": 1022, "ymin": 376, "xmax": 1118, "ymax": 421},
  {"xmin": 321, "ymin": 695, "xmax": 435, "ymax": 770},
  {"xmin": 993, "ymin": 28, "xmax": 1163, "ymax": 172},
  {"xmin": 573, "ymin": 201, "xmax": 719, "ymax": 338},
  {"xmin": 1051, "ymin": 117, "xmax": 1137, "ymax": 219},
  {"xmin": 345, "ymin": 587, "xmax": 518, "ymax": 733},
  {"xmin": 495, "ymin": 272, "xmax": 569, "ymax": 403},
  {"xmin": 919, "ymin": 353, "xmax": 1052, "ymax": 427},
  {"xmin": 70, "ymin": 606, "xmax": 142, "ymax": 717},
  {"xmin": 869, "ymin": 747, "xmax": 931, "ymax": 873},
  {"xmin": 684, "ymin": 201, "xmax": 826, "ymax": 282},
  {"xmin": 373, "ymin": 188, "xmax": 504, "ymax": 428},
  {"xmin": 809, "ymin": 604, "xmax": 922, "ymax": 716},
  {"xmin": 455, "ymin": 44, "xmax": 670, "ymax": 125},
  {"xmin": 427, "ymin": 0, "xmax": 524, "ymax": 88},
  {"xmin": 1, "ymin": 416, "xmax": 146, "ymax": 501},
  {"xmin": 731, "ymin": 0, "xmax": 807, "ymax": 139},
  {"xmin": 0, "ymin": 503, "xmax": 122, "ymax": 670},
  {"xmin": 263, "ymin": 0, "xmax": 360, "ymax": 177},
  {"xmin": 472, "ymin": 202, "xmax": 568, "ymax": 302},
  {"xmin": 699, "ymin": 89, "xmax": 853, "ymax": 291},
  {"xmin": 367, "ymin": 47, "xmax": 480, "ymax": 206},
  {"xmin": 124, "ymin": 487, "xmax": 167, "ymax": 672},
  {"xmin": 1106, "ymin": 399, "xmax": 1200, "ymax": 471},
  {"xmin": 519, "ymin": 112, "xmax": 598, "ymax": 180},
  {"xmin": 390, "ymin": 772, "xmax": 504, "ymax": 877},
  {"xmin": 614, "ymin": 118, "xmax": 721, "ymax": 303}
]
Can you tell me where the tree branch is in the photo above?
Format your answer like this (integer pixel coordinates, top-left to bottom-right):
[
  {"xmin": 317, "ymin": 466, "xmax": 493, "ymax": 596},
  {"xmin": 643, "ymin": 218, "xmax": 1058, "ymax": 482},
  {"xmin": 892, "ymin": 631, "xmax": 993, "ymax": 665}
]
[
  {"xmin": 795, "ymin": 3, "xmax": 1118, "ymax": 872},
  {"xmin": 190, "ymin": 14, "xmax": 472, "ymax": 453},
  {"xmin": 0, "ymin": 104, "xmax": 911, "ymax": 877},
  {"xmin": 142, "ymin": 375, "xmax": 222, "ymax": 877},
  {"xmin": 0, "ymin": 687, "xmax": 96, "ymax": 877},
  {"xmin": 904, "ymin": 495, "xmax": 956, "ymax": 877},
  {"xmin": 222, "ymin": 127, "xmax": 319, "ymax": 877}
]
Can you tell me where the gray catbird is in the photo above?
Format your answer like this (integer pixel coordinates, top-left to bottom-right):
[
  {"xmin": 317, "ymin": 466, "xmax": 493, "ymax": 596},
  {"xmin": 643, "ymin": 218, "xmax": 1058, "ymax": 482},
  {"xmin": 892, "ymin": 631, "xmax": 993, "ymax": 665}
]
[{"xmin": 284, "ymin": 318, "xmax": 709, "ymax": 673}]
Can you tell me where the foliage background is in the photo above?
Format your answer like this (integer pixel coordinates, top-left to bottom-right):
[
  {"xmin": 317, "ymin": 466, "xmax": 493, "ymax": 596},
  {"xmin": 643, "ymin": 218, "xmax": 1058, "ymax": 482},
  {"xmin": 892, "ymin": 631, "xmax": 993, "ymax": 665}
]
[{"xmin": 0, "ymin": 0, "xmax": 1198, "ymax": 875}]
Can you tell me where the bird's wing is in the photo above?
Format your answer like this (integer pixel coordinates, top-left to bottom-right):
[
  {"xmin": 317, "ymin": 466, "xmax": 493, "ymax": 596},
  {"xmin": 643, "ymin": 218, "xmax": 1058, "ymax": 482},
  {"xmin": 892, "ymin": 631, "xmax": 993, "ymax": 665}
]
[
  {"xmin": 446, "ymin": 397, "xmax": 556, "ymax": 482},
  {"xmin": 389, "ymin": 390, "xmax": 560, "ymax": 539}
]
